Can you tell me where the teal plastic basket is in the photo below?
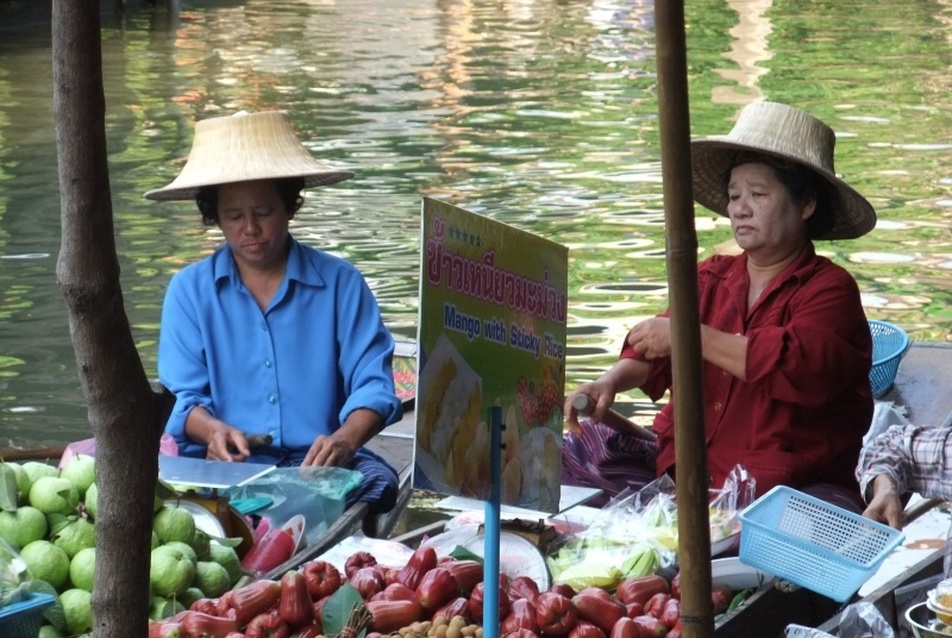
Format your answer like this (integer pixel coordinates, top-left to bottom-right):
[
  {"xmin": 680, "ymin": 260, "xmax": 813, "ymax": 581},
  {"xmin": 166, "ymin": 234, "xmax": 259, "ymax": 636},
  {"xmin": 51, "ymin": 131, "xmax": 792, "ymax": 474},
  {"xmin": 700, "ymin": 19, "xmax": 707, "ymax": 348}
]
[
  {"xmin": 738, "ymin": 486, "xmax": 904, "ymax": 602},
  {"xmin": 0, "ymin": 593, "xmax": 56, "ymax": 638},
  {"xmin": 869, "ymin": 319, "xmax": 909, "ymax": 398}
]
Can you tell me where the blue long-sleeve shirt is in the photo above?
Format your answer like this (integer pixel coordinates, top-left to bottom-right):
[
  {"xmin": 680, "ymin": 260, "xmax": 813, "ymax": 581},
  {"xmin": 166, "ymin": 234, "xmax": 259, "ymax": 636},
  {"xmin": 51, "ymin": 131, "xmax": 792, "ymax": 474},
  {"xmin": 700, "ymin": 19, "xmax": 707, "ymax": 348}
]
[{"xmin": 158, "ymin": 236, "xmax": 402, "ymax": 465}]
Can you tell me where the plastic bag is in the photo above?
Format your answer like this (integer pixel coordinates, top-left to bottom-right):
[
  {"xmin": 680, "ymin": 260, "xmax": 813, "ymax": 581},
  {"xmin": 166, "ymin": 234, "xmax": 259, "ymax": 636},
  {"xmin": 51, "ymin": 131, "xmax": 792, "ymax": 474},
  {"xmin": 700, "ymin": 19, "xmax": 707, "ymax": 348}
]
[
  {"xmin": 784, "ymin": 601, "xmax": 895, "ymax": 638},
  {"xmin": 545, "ymin": 466, "xmax": 756, "ymax": 590},
  {"xmin": 784, "ymin": 625, "xmax": 835, "ymax": 638},
  {"xmin": 0, "ymin": 536, "xmax": 33, "ymax": 609},
  {"xmin": 836, "ymin": 601, "xmax": 896, "ymax": 638},
  {"xmin": 225, "ymin": 466, "xmax": 362, "ymax": 545}
]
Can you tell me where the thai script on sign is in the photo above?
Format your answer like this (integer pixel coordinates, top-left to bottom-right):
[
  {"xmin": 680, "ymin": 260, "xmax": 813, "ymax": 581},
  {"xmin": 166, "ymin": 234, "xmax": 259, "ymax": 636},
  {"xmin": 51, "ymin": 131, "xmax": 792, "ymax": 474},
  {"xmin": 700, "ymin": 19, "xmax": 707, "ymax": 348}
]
[{"xmin": 425, "ymin": 215, "xmax": 567, "ymax": 324}]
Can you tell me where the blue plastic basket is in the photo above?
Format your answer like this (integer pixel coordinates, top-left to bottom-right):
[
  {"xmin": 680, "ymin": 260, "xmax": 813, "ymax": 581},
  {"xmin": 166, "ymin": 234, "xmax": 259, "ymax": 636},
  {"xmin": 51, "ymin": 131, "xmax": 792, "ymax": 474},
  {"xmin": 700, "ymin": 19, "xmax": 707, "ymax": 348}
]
[
  {"xmin": 868, "ymin": 319, "xmax": 909, "ymax": 398},
  {"xmin": 738, "ymin": 485, "xmax": 904, "ymax": 602},
  {"xmin": 0, "ymin": 593, "xmax": 56, "ymax": 638}
]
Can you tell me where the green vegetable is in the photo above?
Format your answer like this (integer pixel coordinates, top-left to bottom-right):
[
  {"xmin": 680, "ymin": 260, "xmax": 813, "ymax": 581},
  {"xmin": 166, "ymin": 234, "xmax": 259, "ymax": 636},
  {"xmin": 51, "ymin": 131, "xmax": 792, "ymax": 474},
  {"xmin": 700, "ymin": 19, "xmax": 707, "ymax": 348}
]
[
  {"xmin": 726, "ymin": 587, "xmax": 753, "ymax": 613},
  {"xmin": 621, "ymin": 546, "xmax": 660, "ymax": 580}
]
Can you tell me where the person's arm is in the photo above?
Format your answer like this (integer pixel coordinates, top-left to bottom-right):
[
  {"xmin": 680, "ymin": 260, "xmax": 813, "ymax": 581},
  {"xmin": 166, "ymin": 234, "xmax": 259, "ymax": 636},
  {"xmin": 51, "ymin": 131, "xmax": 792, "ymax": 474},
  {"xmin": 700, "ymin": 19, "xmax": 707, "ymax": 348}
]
[
  {"xmin": 700, "ymin": 324, "xmax": 749, "ymax": 381},
  {"xmin": 856, "ymin": 424, "xmax": 952, "ymax": 528},
  {"xmin": 626, "ymin": 316, "xmax": 750, "ymax": 381},
  {"xmin": 158, "ymin": 271, "xmax": 221, "ymax": 456},
  {"xmin": 563, "ymin": 357, "xmax": 651, "ymax": 429},
  {"xmin": 335, "ymin": 268, "xmax": 402, "ymax": 430}
]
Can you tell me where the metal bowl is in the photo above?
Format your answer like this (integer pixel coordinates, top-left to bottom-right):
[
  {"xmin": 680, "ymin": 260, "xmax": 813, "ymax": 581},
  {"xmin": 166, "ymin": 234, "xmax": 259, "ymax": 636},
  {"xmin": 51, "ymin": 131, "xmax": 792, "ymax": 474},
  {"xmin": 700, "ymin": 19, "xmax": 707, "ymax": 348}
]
[{"xmin": 907, "ymin": 602, "xmax": 952, "ymax": 638}]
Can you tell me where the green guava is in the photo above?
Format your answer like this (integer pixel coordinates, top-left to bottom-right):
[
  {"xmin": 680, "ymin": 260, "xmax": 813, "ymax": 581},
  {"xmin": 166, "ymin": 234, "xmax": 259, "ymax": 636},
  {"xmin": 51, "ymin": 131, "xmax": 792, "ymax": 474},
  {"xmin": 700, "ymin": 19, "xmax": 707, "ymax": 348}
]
[
  {"xmin": 193, "ymin": 560, "xmax": 231, "ymax": 598},
  {"xmin": 16, "ymin": 506, "xmax": 49, "ymax": 548},
  {"xmin": 38, "ymin": 624, "xmax": 65, "ymax": 638},
  {"xmin": 189, "ymin": 529, "xmax": 212, "ymax": 561},
  {"xmin": 59, "ymin": 588, "xmax": 94, "ymax": 635},
  {"xmin": 208, "ymin": 542, "xmax": 242, "ymax": 586},
  {"xmin": 153, "ymin": 505, "xmax": 196, "ymax": 545},
  {"xmin": 28, "ymin": 477, "xmax": 79, "ymax": 516},
  {"xmin": 0, "ymin": 505, "xmax": 48, "ymax": 550},
  {"xmin": 69, "ymin": 546, "xmax": 96, "ymax": 592},
  {"xmin": 21, "ymin": 539, "xmax": 70, "ymax": 590},
  {"xmin": 20, "ymin": 462, "xmax": 58, "ymax": 495},
  {"xmin": 51, "ymin": 517, "xmax": 96, "ymax": 559},
  {"xmin": 83, "ymin": 483, "xmax": 98, "ymax": 519},
  {"xmin": 150, "ymin": 544, "xmax": 195, "ymax": 598},
  {"xmin": 149, "ymin": 594, "xmax": 185, "ymax": 620},
  {"xmin": 177, "ymin": 586, "xmax": 205, "ymax": 610},
  {"xmin": 164, "ymin": 541, "xmax": 198, "ymax": 567},
  {"xmin": 59, "ymin": 454, "xmax": 96, "ymax": 498}
]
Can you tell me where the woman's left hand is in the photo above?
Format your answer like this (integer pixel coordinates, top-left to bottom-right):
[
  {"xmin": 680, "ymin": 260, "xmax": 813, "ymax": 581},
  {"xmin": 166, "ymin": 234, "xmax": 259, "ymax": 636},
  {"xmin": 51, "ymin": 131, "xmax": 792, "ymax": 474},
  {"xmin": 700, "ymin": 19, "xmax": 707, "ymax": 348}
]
[
  {"xmin": 302, "ymin": 433, "xmax": 356, "ymax": 467},
  {"xmin": 626, "ymin": 317, "xmax": 672, "ymax": 359}
]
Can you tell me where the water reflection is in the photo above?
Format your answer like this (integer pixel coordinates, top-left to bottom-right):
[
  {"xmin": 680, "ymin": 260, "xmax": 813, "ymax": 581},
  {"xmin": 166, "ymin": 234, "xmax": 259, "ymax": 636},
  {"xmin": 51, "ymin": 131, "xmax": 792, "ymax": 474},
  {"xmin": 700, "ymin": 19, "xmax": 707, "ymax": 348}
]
[{"xmin": 1, "ymin": 0, "xmax": 952, "ymax": 448}]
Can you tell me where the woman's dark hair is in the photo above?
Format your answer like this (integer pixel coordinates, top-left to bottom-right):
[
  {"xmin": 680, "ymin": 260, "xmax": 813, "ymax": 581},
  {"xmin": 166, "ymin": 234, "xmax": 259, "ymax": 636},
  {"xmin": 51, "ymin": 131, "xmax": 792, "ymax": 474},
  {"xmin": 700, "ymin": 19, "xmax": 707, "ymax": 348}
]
[
  {"xmin": 727, "ymin": 152, "xmax": 836, "ymax": 239},
  {"xmin": 195, "ymin": 178, "xmax": 307, "ymax": 226}
]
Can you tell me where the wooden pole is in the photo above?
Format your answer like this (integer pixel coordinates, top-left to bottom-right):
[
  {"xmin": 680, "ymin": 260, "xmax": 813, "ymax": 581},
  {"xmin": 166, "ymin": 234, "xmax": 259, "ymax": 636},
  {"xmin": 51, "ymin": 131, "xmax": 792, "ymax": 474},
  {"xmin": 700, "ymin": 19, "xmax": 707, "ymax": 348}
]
[{"xmin": 653, "ymin": 2, "xmax": 714, "ymax": 637}]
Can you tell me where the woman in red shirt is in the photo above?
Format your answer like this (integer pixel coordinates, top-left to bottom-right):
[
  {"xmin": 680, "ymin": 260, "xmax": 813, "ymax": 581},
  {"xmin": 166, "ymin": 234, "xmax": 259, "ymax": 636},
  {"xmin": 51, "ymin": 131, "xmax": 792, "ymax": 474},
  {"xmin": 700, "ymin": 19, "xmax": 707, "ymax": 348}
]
[{"xmin": 563, "ymin": 102, "xmax": 876, "ymax": 512}]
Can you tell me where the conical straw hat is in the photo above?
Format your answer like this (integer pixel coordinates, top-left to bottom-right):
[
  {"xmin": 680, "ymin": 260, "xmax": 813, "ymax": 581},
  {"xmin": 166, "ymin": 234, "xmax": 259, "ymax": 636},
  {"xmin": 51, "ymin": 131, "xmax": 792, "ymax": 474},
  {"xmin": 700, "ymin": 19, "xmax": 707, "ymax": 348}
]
[
  {"xmin": 691, "ymin": 101, "xmax": 876, "ymax": 240},
  {"xmin": 145, "ymin": 110, "xmax": 353, "ymax": 201}
]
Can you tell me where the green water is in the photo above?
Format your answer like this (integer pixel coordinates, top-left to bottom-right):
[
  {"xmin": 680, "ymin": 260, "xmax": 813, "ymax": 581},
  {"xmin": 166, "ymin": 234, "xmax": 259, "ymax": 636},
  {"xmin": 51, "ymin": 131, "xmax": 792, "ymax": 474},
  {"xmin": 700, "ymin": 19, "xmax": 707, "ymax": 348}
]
[{"xmin": 1, "ymin": 0, "xmax": 951, "ymax": 448}]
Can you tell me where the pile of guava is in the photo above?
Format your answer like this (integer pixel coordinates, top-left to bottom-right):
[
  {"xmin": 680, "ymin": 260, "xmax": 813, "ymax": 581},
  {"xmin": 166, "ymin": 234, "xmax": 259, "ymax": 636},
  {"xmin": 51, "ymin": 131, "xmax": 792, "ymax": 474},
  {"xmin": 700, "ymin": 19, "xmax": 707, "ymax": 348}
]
[{"xmin": 0, "ymin": 455, "xmax": 248, "ymax": 638}]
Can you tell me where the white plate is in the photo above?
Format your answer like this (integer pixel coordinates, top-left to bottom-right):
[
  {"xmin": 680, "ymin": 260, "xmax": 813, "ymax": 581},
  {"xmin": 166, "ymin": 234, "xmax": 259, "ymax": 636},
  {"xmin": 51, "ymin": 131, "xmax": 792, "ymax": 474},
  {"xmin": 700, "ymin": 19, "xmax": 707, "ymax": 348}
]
[{"xmin": 711, "ymin": 557, "xmax": 774, "ymax": 590}]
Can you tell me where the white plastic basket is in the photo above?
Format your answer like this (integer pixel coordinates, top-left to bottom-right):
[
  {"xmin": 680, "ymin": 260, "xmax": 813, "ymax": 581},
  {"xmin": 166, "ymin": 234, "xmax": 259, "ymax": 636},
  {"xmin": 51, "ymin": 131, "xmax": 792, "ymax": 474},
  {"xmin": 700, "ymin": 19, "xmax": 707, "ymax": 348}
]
[{"xmin": 738, "ymin": 485, "xmax": 904, "ymax": 602}]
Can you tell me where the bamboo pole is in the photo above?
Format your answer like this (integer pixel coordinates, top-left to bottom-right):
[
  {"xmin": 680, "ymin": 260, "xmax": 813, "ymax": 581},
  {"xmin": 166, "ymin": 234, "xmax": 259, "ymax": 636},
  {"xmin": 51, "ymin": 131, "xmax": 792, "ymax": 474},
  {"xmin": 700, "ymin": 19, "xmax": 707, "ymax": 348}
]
[{"xmin": 653, "ymin": 2, "xmax": 714, "ymax": 637}]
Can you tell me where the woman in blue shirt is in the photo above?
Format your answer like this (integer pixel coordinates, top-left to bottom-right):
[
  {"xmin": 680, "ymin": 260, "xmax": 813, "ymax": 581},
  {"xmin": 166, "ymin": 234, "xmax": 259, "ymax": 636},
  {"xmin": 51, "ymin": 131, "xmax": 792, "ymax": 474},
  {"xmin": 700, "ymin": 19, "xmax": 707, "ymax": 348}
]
[{"xmin": 146, "ymin": 111, "xmax": 403, "ymax": 514}]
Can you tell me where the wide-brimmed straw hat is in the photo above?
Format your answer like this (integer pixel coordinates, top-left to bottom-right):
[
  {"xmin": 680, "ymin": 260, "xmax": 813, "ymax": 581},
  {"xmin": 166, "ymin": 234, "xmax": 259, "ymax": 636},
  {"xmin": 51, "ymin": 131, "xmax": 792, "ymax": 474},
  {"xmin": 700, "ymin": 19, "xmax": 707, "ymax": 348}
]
[
  {"xmin": 691, "ymin": 101, "xmax": 876, "ymax": 240},
  {"xmin": 144, "ymin": 110, "xmax": 354, "ymax": 201}
]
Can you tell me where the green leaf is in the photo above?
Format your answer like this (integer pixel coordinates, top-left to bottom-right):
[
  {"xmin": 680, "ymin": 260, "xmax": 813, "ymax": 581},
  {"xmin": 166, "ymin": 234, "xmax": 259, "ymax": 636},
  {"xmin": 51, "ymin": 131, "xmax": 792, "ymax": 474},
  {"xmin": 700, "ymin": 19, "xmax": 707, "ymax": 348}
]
[
  {"xmin": 322, "ymin": 582, "xmax": 363, "ymax": 637},
  {"xmin": 47, "ymin": 513, "xmax": 71, "ymax": 537},
  {"xmin": 38, "ymin": 582, "xmax": 67, "ymax": 633},
  {"xmin": 727, "ymin": 588, "xmax": 753, "ymax": 612},
  {"xmin": 0, "ymin": 463, "xmax": 18, "ymax": 511},
  {"xmin": 449, "ymin": 545, "xmax": 483, "ymax": 563},
  {"xmin": 210, "ymin": 535, "xmax": 244, "ymax": 549}
]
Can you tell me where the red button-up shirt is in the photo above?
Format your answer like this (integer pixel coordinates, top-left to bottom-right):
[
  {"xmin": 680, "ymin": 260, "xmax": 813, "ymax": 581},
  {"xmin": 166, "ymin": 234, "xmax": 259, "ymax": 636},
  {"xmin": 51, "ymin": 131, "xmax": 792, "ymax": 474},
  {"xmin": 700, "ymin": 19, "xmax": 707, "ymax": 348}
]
[{"xmin": 621, "ymin": 243, "xmax": 873, "ymax": 496}]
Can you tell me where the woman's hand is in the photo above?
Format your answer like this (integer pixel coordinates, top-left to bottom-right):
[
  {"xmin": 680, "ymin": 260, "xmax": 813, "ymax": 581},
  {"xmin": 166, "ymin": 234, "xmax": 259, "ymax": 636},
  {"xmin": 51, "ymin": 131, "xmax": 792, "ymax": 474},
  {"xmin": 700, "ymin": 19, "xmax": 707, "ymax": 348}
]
[
  {"xmin": 626, "ymin": 317, "xmax": 672, "ymax": 359},
  {"xmin": 862, "ymin": 474, "xmax": 905, "ymax": 529},
  {"xmin": 205, "ymin": 424, "xmax": 251, "ymax": 462},
  {"xmin": 302, "ymin": 433, "xmax": 357, "ymax": 467},
  {"xmin": 564, "ymin": 379, "xmax": 617, "ymax": 432},
  {"xmin": 302, "ymin": 408, "xmax": 382, "ymax": 467},
  {"xmin": 184, "ymin": 407, "xmax": 250, "ymax": 462}
]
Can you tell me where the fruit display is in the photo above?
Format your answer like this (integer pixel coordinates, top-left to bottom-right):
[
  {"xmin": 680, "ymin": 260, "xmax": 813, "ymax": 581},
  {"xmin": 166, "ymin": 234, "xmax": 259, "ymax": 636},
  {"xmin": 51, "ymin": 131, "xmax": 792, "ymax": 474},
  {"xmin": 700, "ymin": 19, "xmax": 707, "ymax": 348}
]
[
  {"xmin": 3, "ymin": 455, "xmax": 760, "ymax": 638},
  {"xmin": 145, "ymin": 543, "xmax": 756, "ymax": 638},
  {"xmin": 0, "ymin": 457, "xmax": 247, "ymax": 637}
]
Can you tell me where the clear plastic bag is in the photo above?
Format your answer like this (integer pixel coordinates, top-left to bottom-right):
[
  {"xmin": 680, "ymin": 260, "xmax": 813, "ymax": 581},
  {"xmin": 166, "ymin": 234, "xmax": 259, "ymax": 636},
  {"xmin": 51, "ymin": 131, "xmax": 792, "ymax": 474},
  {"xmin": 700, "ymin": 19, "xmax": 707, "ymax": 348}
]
[
  {"xmin": 545, "ymin": 465, "xmax": 756, "ymax": 590},
  {"xmin": 784, "ymin": 625, "xmax": 835, "ymax": 638},
  {"xmin": 225, "ymin": 466, "xmax": 362, "ymax": 544},
  {"xmin": 784, "ymin": 601, "xmax": 895, "ymax": 638},
  {"xmin": 0, "ymin": 537, "xmax": 34, "ymax": 609}
]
